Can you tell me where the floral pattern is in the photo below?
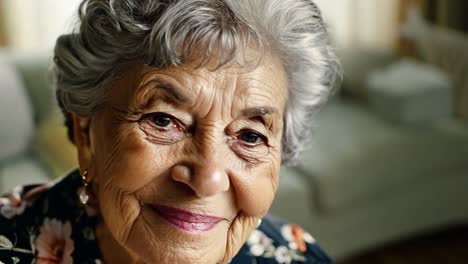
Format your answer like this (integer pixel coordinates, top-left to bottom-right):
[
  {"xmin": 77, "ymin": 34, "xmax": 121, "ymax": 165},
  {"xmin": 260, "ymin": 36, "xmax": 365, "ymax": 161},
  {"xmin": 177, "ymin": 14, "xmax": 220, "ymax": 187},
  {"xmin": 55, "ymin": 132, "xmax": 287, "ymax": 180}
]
[
  {"xmin": 0, "ymin": 184, "xmax": 50, "ymax": 219},
  {"xmin": 35, "ymin": 218, "xmax": 74, "ymax": 264},
  {"xmin": 0, "ymin": 169, "xmax": 332, "ymax": 264},
  {"xmin": 0, "ymin": 186, "xmax": 26, "ymax": 219},
  {"xmin": 245, "ymin": 225, "xmax": 316, "ymax": 263},
  {"xmin": 248, "ymin": 229, "xmax": 275, "ymax": 257}
]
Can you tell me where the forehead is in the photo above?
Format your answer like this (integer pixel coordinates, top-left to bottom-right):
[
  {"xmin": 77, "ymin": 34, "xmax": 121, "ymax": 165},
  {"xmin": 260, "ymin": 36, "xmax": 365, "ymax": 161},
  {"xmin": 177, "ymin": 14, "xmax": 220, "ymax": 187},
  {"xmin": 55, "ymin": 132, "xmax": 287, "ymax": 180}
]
[
  {"xmin": 142, "ymin": 52, "xmax": 288, "ymax": 103},
  {"xmin": 110, "ymin": 50, "xmax": 289, "ymax": 117}
]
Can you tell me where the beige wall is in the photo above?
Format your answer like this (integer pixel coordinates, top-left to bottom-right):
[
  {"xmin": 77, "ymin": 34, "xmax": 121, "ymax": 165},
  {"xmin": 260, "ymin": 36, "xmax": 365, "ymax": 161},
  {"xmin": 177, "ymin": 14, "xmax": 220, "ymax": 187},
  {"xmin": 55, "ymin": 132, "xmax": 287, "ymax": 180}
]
[
  {"xmin": 1, "ymin": 0, "xmax": 401, "ymax": 52},
  {"xmin": 315, "ymin": 0, "xmax": 400, "ymax": 52},
  {"xmin": 0, "ymin": 2, "xmax": 6, "ymax": 47},
  {"xmin": 1, "ymin": 0, "xmax": 80, "ymax": 50}
]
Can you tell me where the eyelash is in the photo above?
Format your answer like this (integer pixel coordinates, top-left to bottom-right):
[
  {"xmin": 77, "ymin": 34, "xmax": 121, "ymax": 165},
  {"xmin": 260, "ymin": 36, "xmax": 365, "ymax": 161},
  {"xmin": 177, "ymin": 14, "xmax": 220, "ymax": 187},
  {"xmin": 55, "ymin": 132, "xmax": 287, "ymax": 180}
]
[
  {"xmin": 139, "ymin": 112, "xmax": 269, "ymax": 149},
  {"xmin": 138, "ymin": 112, "xmax": 186, "ymax": 143},
  {"xmin": 237, "ymin": 129, "xmax": 268, "ymax": 147},
  {"xmin": 144, "ymin": 112, "xmax": 183, "ymax": 130}
]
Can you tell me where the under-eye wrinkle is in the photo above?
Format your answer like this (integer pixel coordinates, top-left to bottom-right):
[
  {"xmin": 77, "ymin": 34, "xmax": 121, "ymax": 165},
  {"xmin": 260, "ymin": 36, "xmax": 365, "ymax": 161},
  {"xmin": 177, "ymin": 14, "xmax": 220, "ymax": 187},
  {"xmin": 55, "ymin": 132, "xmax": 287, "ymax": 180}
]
[
  {"xmin": 139, "ymin": 112, "xmax": 187, "ymax": 144},
  {"xmin": 226, "ymin": 134, "xmax": 270, "ymax": 164}
]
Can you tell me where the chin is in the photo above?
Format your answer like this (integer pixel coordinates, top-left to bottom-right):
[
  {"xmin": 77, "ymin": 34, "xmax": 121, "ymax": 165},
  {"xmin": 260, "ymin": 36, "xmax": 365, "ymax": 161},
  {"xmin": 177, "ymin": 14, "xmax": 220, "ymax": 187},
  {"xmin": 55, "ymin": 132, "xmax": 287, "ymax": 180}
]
[{"xmin": 122, "ymin": 208, "xmax": 229, "ymax": 263}]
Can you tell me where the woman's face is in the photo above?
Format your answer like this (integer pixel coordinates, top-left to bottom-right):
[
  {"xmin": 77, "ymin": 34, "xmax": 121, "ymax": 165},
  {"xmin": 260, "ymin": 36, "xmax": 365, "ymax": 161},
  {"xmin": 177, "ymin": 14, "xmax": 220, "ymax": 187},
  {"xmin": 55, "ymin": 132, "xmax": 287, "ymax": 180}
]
[{"xmin": 74, "ymin": 52, "xmax": 288, "ymax": 263}]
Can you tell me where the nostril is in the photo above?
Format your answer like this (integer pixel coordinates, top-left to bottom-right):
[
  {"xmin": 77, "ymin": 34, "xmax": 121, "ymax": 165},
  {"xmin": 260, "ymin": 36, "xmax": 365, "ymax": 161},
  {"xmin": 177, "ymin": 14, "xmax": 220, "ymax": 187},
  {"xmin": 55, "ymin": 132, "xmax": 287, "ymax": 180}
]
[{"xmin": 171, "ymin": 164, "xmax": 191, "ymax": 183}]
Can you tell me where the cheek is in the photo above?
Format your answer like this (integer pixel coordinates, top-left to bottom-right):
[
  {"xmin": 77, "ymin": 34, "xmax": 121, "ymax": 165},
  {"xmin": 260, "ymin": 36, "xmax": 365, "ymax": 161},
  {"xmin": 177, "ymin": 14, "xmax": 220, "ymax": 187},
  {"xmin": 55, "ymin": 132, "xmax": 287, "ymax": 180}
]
[
  {"xmin": 92, "ymin": 122, "xmax": 185, "ymax": 241},
  {"xmin": 230, "ymin": 133, "xmax": 283, "ymax": 217},
  {"xmin": 93, "ymin": 123, "xmax": 181, "ymax": 192},
  {"xmin": 232, "ymin": 160, "xmax": 280, "ymax": 217}
]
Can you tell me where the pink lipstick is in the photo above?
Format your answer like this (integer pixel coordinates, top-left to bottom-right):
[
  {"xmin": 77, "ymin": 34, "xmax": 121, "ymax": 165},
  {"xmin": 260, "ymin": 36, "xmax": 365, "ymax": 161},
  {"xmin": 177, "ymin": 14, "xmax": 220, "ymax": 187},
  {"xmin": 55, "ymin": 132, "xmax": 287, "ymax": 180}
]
[{"xmin": 152, "ymin": 205, "xmax": 223, "ymax": 233}]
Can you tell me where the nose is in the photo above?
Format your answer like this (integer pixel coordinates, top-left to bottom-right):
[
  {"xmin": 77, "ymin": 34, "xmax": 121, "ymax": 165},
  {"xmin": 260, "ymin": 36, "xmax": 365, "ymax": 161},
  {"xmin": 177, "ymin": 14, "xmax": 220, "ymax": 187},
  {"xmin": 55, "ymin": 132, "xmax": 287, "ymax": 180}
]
[{"xmin": 171, "ymin": 160, "xmax": 230, "ymax": 198}]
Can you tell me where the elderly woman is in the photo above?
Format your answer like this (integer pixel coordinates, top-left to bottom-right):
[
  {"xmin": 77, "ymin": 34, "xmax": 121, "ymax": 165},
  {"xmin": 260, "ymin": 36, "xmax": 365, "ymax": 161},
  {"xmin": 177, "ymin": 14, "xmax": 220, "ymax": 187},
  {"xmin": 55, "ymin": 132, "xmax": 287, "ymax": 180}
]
[{"xmin": 0, "ymin": 0, "xmax": 339, "ymax": 263}]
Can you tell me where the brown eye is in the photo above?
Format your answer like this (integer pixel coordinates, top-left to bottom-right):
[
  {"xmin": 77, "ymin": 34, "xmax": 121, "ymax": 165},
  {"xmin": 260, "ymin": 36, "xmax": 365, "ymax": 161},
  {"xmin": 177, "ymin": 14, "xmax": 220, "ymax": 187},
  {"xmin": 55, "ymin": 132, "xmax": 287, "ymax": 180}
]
[
  {"xmin": 150, "ymin": 113, "xmax": 173, "ymax": 128},
  {"xmin": 239, "ymin": 131, "xmax": 265, "ymax": 144}
]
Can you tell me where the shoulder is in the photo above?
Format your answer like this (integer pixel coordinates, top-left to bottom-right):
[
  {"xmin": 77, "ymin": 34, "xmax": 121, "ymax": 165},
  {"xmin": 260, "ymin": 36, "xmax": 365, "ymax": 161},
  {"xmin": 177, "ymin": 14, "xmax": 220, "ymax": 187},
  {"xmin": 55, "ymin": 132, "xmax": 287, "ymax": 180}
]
[
  {"xmin": 0, "ymin": 183, "xmax": 51, "ymax": 262},
  {"xmin": 0, "ymin": 170, "xmax": 92, "ymax": 263},
  {"xmin": 232, "ymin": 215, "xmax": 333, "ymax": 264}
]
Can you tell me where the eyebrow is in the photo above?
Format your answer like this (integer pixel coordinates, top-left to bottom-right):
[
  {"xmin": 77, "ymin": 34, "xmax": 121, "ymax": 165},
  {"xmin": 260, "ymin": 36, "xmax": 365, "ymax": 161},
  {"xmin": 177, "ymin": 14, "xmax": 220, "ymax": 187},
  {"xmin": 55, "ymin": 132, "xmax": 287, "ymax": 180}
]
[
  {"xmin": 149, "ymin": 80, "xmax": 190, "ymax": 103},
  {"xmin": 240, "ymin": 106, "xmax": 277, "ymax": 118},
  {"xmin": 240, "ymin": 106, "xmax": 278, "ymax": 131}
]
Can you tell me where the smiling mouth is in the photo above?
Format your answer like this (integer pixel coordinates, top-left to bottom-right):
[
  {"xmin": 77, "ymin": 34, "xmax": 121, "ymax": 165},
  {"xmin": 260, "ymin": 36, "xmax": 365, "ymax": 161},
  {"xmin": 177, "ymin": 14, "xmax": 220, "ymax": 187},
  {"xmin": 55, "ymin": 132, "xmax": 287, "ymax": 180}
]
[{"xmin": 151, "ymin": 204, "xmax": 223, "ymax": 233}]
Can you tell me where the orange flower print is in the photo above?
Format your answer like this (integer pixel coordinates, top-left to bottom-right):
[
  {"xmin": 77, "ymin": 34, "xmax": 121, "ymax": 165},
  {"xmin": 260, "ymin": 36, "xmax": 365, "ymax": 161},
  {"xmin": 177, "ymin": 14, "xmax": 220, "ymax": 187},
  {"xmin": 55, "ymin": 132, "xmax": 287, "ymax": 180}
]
[
  {"xmin": 35, "ymin": 218, "xmax": 75, "ymax": 264},
  {"xmin": 281, "ymin": 224, "xmax": 315, "ymax": 253},
  {"xmin": 291, "ymin": 225, "xmax": 306, "ymax": 252}
]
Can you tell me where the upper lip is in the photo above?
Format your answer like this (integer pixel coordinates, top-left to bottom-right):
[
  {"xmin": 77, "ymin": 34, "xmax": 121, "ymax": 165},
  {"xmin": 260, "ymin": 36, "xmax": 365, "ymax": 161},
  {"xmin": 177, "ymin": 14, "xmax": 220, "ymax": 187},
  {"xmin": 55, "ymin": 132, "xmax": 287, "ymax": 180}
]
[{"xmin": 151, "ymin": 204, "xmax": 224, "ymax": 223}]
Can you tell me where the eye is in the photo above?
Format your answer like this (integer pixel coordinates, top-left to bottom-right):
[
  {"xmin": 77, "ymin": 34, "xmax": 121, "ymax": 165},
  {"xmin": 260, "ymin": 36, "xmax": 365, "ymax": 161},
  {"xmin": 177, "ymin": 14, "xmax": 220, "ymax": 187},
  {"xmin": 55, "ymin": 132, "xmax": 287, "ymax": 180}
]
[
  {"xmin": 139, "ymin": 112, "xmax": 186, "ymax": 145},
  {"xmin": 239, "ymin": 130, "xmax": 266, "ymax": 145},
  {"xmin": 150, "ymin": 112, "xmax": 173, "ymax": 128}
]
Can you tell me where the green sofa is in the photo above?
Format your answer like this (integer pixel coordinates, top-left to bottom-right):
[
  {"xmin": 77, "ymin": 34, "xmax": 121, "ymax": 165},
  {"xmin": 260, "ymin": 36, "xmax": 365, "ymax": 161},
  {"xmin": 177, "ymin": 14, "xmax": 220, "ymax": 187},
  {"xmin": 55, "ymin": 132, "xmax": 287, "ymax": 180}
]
[
  {"xmin": 0, "ymin": 51, "xmax": 76, "ymax": 192},
  {"xmin": 270, "ymin": 49, "xmax": 468, "ymax": 260}
]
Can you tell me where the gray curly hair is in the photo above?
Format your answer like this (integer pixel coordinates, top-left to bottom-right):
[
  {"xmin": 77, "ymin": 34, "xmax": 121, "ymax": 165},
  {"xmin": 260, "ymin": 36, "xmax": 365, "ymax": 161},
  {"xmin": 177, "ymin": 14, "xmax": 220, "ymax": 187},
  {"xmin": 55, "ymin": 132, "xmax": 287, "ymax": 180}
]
[{"xmin": 53, "ymin": 0, "xmax": 340, "ymax": 165}]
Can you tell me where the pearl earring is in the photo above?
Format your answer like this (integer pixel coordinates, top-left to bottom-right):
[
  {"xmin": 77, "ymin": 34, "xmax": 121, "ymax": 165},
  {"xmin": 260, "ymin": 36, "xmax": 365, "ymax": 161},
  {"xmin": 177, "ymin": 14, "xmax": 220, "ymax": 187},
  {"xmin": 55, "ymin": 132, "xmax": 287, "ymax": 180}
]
[{"xmin": 79, "ymin": 169, "xmax": 90, "ymax": 205}]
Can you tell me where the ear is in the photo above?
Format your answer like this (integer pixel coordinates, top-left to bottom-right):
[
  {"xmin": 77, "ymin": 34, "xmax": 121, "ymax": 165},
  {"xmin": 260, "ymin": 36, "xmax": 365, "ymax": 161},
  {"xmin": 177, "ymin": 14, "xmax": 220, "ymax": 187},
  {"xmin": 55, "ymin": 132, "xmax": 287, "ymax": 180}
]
[{"xmin": 72, "ymin": 113, "xmax": 94, "ymax": 180}]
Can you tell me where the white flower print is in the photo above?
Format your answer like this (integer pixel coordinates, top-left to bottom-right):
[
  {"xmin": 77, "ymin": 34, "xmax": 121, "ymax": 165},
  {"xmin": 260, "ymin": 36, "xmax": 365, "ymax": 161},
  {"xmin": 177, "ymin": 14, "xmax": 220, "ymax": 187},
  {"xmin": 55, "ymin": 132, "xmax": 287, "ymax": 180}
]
[
  {"xmin": 0, "ymin": 184, "xmax": 50, "ymax": 219},
  {"xmin": 248, "ymin": 230, "xmax": 274, "ymax": 256},
  {"xmin": 302, "ymin": 232, "xmax": 316, "ymax": 244},
  {"xmin": 0, "ymin": 186, "xmax": 26, "ymax": 219},
  {"xmin": 275, "ymin": 245, "xmax": 292, "ymax": 264}
]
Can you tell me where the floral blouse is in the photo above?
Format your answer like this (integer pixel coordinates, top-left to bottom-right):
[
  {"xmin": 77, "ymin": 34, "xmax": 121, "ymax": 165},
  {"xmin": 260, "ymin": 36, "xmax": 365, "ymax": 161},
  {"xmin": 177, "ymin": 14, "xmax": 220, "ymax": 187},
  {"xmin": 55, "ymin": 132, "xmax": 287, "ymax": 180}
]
[{"xmin": 0, "ymin": 170, "xmax": 332, "ymax": 264}]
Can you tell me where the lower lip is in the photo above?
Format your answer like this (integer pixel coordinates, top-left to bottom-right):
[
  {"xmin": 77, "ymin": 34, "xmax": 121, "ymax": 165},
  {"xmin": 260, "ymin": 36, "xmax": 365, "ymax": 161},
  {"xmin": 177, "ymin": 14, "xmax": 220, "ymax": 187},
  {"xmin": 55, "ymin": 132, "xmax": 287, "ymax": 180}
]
[{"xmin": 152, "ymin": 205, "xmax": 222, "ymax": 233}]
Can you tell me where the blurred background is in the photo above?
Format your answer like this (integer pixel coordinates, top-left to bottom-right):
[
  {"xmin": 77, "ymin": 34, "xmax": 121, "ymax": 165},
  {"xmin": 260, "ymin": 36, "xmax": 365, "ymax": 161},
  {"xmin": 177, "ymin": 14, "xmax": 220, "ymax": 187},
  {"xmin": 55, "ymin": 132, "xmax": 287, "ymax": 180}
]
[{"xmin": 0, "ymin": 0, "xmax": 467, "ymax": 263}]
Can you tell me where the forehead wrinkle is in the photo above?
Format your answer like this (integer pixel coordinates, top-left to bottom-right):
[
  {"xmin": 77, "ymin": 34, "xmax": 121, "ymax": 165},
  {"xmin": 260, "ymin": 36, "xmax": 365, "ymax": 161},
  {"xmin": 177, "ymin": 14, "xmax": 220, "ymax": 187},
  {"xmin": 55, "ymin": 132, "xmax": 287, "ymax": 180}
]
[
  {"xmin": 134, "ymin": 68, "xmax": 201, "ymax": 108},
  {"xmin": 218, "ymin": 70, "xmax": 239, "ymax": 121},
  {"xmin": 130, "ymin": 80, "xmax": 167, "ymax": 112},
  {"xmin": 241, "ymin": 80, "xmax": 277, "ymax": 109},
  {"xmin": 188, "ymin": 66, "xmax": 243, "ymax": 121},
  {"xmin": 236, "ymin": 72, "xmax": 285, "ymax": 132},
  {"xmin": 240, "ymin": 72, "xmax": 278, "ymax": 94},
  {"xmin": 189, "ymin": 72, "xmax": 218, "ymax": 119}
]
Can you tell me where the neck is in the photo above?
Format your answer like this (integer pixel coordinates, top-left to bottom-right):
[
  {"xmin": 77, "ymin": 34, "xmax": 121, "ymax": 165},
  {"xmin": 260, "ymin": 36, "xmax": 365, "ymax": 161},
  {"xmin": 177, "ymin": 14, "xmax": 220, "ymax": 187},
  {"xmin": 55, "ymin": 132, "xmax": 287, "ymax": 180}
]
[{"xmin": 95, "ymin": 218, "xmax": 142, "ymax": 264}]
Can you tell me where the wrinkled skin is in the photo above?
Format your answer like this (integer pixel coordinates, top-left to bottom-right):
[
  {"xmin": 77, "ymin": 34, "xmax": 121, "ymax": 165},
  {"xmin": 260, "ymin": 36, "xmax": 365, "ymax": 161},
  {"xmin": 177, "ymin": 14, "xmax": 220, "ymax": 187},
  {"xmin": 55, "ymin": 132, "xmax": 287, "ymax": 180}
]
[{"xmin": 73, "ymin": 51, "xmax": 288, "ymax": 263}]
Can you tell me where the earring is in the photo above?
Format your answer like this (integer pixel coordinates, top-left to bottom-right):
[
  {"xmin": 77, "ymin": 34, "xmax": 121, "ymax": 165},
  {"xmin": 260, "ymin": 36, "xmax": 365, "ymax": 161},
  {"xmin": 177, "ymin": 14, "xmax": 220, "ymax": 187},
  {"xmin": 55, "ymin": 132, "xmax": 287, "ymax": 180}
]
[
  {"xmin": 79, "ymin": 169, "xmax": 90, "ymax": 205},
  {"xmin": 257, "ymin": 218, "xmax": 262, "ymax": 228}
]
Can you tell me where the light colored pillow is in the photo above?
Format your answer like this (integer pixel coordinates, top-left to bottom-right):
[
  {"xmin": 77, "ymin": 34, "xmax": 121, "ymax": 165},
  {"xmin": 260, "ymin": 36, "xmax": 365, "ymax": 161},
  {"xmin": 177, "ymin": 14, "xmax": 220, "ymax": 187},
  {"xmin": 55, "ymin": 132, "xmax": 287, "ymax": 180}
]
[
  {"xmin": 367, "ymin": 59, "xmax": 454, "ymax": 125},
  {"xmin": 36, "ymin": 111, "xmax": 77, "ymax": 178},
  {"xmin": 0, "ymin": 57, "xmax": 34, "ymax": 161}
]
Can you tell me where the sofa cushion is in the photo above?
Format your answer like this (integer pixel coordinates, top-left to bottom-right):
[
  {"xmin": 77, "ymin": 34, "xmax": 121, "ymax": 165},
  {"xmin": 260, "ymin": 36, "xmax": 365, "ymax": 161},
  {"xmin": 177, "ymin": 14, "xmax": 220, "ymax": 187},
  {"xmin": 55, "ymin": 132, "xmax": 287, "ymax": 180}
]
[
  {"xmin": 300, "ymin": 99, "xmax": 468, "ymax": 213},
  {"xmin": 368, "ymin": 59, "xmax": 454, "ymax": 125},
  {"xmin": 0, "ymin": 57, "xmax": 34, "ymax": 161},
  {"xmin": 10, "ymin": 53, "xmax": 54, "ymax": 123}
]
